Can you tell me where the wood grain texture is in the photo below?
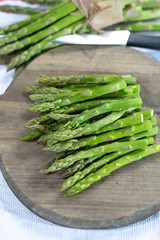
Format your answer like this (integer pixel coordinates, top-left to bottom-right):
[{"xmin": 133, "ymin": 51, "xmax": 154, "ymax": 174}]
[{"xmin": 0, "ymin": 45, "xmax": 160, "ymax": 229}]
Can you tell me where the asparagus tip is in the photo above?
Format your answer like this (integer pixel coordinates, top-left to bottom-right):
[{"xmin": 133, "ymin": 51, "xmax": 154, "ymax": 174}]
[
  {"xmin": 7, "ymin": 64, "xmax": 14, "ymax": 72},
  {"xmin": 60, "ymin": 187, "xmax": 65, "ymax": 192},
  {"xmin": 39, "ymin": 169, "xmax": 48, "ymax": 174}
]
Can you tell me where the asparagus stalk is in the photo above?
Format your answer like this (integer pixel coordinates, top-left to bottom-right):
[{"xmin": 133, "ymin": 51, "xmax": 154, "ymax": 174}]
[
  {"xmin": 0, "ymin": 10, "xmax": 84, "ymax": 55},
  {"xmin": 7, "ymin": 19, "xmax": 87, "ymax": 71},
  {"xmin": 0, "ymin": 1, "xmax": 68, "ymax": 34},
  {"xmin": 25, "ymin": 109, "xmax": 150, "ymax": 142},
  {"xmin": 14, "ymin": 64, "xmax": 26, "ymax": 79},
  {"xmin": 96, "ymin": 109, "xmax": 153, "ymax": 134},
  {"xmin": 60, "ymin": 159, "xmax": 86, "ymax": 178},
  {"xmin": 0, "ymin": 5, "xmax": 42, "ymax": 15},
  {"xmin": 65, "ymin": 142, "xmax": 160, "ymax": 196},
  {"xmin": 22, "ymin": 121, "xmax": 61, "ymax": 141},
  {"xmin": 105, "ymin": 116, "xmax": 157, "ymax": 143},
  {"xmin": 42, "ymin": 108, "xmax": 138, "ymax": 142},
  {"xmin": 130, "ymin": 125, "xmax": 158, "ymax": 141},
  {"xmin": 29, "ymin": 92, "xmax": 76, "ymax": 103},
  {"xmin": 124, "ymin": 8, "xmax": 160, "ymax": 22},
  {"xmin": 117, "ymin": 20, "xmax": 160, "ymax": 31},
  {"xmin": 42, "ymin": 138, "xmax": 151, "ymax": 173},
  {"xmin": 40, "ymin": 152, "xmax": 68, "ymax": 175},
  {"xmin": 36, "ymin": 74, "xmax": 136, "ymax": 86},
  {"xmin": 29, "ymin": 87, "xmax": 138, "ymax": 115},
  {"xmin": 54, "ymin": 99, "xmax": 119, "ymax": 114},
  {"xmin": 35, "ymin": 98, "xmax": 119, "ymax": 116},
  {"xmin": 28, "ymin": 85, "xmax": 139, "ymax": 103},
  {"xmin": 61, "ymin": 136, "xmax": 154, "ymax": 191},
  {"xmin": 60, "ymin": 152, "xmax": 105, "ymax": 178},
  {"xmin": 48, "ymin": 112, "xmax": 76, "ymax": 121},
  {"xmin": 53, "ymin": 91, "xmax": 140, "ymax": 114},
  {"xmin": 124, "ymin": 0, "xmax": 135, "ymax": 5},
  {"xmin": 60, "ymin": 153, "xmax": 105, "ymax": 178},
  {"xmin": 45, "ymin": 120, "xmax": 152, "ymax": 152},
  {"xmin": 62, "ymin": 124, "xmax": 158, "ymax": 182},
  {"xmin": 21, "ymin": 129, "xmax": 43, "ymax": 141},
  {"xmin": 141, "ymin": 0, "xmax": 160, "ymax": 9},
  {"xmin": 28, "ymin": 80, "xmax": 127, "ymax": 113},
  {"xmin": 0, "ymin": 1, "xmax": 77, "ymax": 47},
  {"xmin": 26, "ymin": 85, "xmax": 70, "ymax": 94},
  {"xmin": 25, "ymin": 113, "xmax": 54, "ymax": 130},
  {"xmin": 57, "ymin": 97, "xmax": 142, "ymax": 131},
  {"xmin": 62, "ymin": 119, "xmax": 158, "ymax": 179},
  {"xmin": 25, "ymin": 99, "xmax": 111, "ymax": 130},
  {"xmin": 141, "ymin": 109, "xmax": 154, "ymax": 119},
  {"xmin": 123, "ymin": 2, "xmax": 142, "ymax": 22},
  {"xmin": 100, "ymin": 85, "xmax": 140, "ymax": 98}
]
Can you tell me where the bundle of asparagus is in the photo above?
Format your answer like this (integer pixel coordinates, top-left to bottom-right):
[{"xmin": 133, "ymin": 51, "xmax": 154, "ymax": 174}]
[
  {"xmin": 21, "ymin": 73, "xmax": 160, "ymax": 196},
  {"xmin": 0, "ymin": 1, "xmax": 86, "ymax": 73},
  {"xmin": 0, "ymin": 0, "xmax": 160, "ymax": 77},
  {"xmin": 116, "ymin": 0, "xmax": 160, "ymax": 31}
]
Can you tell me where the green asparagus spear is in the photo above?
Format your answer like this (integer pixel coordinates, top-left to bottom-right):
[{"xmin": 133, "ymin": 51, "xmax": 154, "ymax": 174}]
[
  {"xmin": 44, "ymin": 100, "xmax": 142, "ymax": 144},
  {"xmin": 57, "ymin": 97, "xmax": 142, "ymax": 131},
  {"xmin": 28, "ymin": 85, "xmax": 139, "ymax": 103},
  {"xmin": 124, "ymin": 0, "xmax": 135, "ymax": 6},
  {"xmin": 36, "ymin": 74, "xmax": 136, "ymax": 86},
  {"xmin": 7, "ymin": 42, "xmax": 61, "ymax": 71},
  {"xmin": 0, "ymin": 1, "xmax": 69, "ymax": 34},
  {"xmin": 22, "ymin": 120, "xmax": 63, "ymax": 141},
  {"xmin": 40, "ymin": 152, "xmax": 68, "ymax": 174},
  {"xmin": 130, "ymin": 126, "xmax": 158, "ymax": 141},
  {"xmin": 140, "ymin": 109, "xmax": 154, "ymax": 119},
  {"xmin": 25, "ymin": 114, "xmax": 54, "ymax": 130},
  {"xmin": 0, "ymin": 5, "xmax": 42, "ymax": 15},
  {"xmin": 0, "ymin": 1, "xmax": 77, "ymax": 47},
  {"xmin": 142, "ymin": 0, "xmax": 160, "ymax": 9},
  {"xmin": 43, "ymin": 108, "xmax": 137, "ymax": 142},
  {"xmin": 45, "ymin": 120, "xmax": 152, "ymax": 152},
  {"xmin": 65, "ymin": 142, "xmax": 160, "ymax": 196},
  {"xmin": 115, "ymin": 117, "xmax": 157, "ymax": 143},
  {"xmin": 41, "ymin": 110, "xmax": 152, "ymax": 147},
  {"xmin": 124, "ymin": 8, "xmax": 160, "ymax": 22},
  {"xmin": 117, "ymin": 20, "xmax": 160, "ymax": 31},
  {"xmin": 100, "ymin": 85, "xmax": 140, "ymax": 98},
  {"xmin": 21, "ymin": 129, "xmax": 43, "ymax": 141},
  {"xmin": 61, "ymin": 136, "xmax": 154, "ymax": 191},
  {"xmin": 30, "ymin": 97, "xmax": 126, "ymax": 115},
  {"xmin": 48, "ymin": 112, "xmax": 76, "ymax": 121},
  {"xmin": 26, "ymin": 85, "xmax": 70, "ymax": 94},
  {"xmin": 29, "ymin": 91, "xmax": 76, "ymax": 102},
  {"xmin": 61, "ymin": 130, "xmax": 157, "ymax": 189},
  {"xmin": 7, "ymin": 19, "xmax": 86, "ymax": 70},
  {"xmin": 96, "ymin": 109, "xmax": 153, "ymax": 134},
  {"xmin": 123, "ymin": 2, "xmax": 142, "ymax": 22},
  {"xmin": 61, "ymin": 156, "xmax": 100, "ymax": 178},
  {"xmin": 0, "ymin": 10, "xmax": 83, "ymax": 55},
  {"xmin": 28, "ymin": 80, "xmax": 127, "ymax": 113},
  {"xmin": 25, "ymin": 99, "xmax": 112, "ymax": 130},
  {"xmin": 61, "ymin": 159, "xmax": 86, "ymax": 178},
  {"xmin": 42, "ymin": 138, "xmax": 151, "ymax": 173}
]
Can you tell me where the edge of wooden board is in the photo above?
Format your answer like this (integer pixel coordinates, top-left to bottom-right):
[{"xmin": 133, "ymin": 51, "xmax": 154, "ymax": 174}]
[{"xmin": 1, "ymin": 146, "xmax": 160, "ymax": 229}]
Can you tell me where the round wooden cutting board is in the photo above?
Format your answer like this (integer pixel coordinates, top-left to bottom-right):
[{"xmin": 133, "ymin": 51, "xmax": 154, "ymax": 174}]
[{"xmin": 0, "ymin": 45, "xmax": 160, "ymax": 229}]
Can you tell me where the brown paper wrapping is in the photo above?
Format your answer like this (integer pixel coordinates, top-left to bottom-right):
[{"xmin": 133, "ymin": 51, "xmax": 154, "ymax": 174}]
[{"xmin": 72, "ymin": 0, "xmax": 124, "ymax": 31}]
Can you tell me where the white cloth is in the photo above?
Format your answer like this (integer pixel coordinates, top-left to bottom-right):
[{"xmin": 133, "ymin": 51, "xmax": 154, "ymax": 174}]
[
  {"xmin": 0, "ymin": 1, "xmax": 160, "ymax": 239},
  {"xmin": 1, "ymin": 170, "xmax": 160, "ymax": 239}
]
